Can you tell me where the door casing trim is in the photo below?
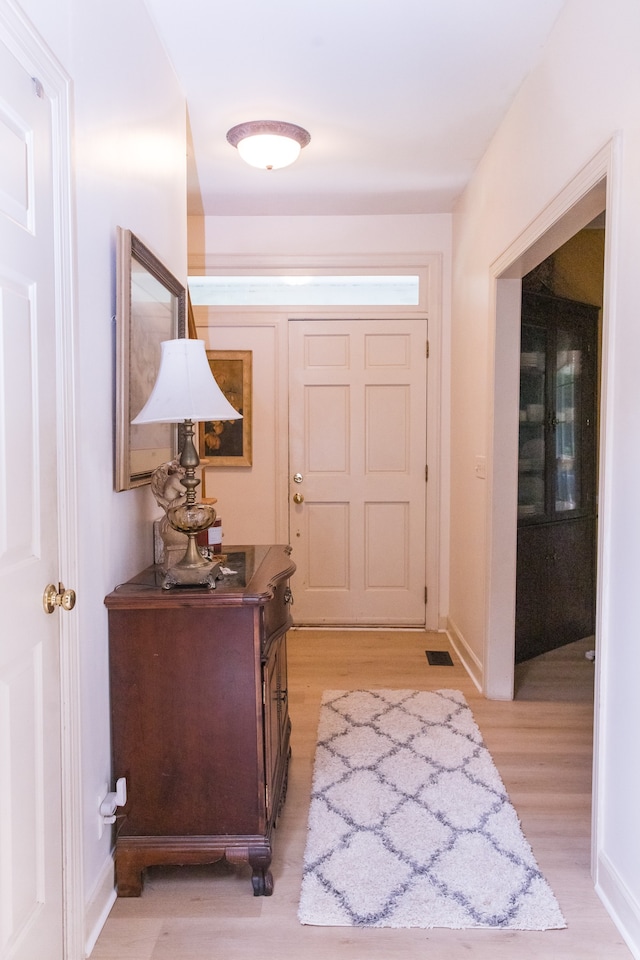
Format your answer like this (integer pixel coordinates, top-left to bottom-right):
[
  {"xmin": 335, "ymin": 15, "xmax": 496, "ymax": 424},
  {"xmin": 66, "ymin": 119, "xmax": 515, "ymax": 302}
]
[{"xmin": 487, "ymin": 138, "xmax": 620, "ymax": 902}]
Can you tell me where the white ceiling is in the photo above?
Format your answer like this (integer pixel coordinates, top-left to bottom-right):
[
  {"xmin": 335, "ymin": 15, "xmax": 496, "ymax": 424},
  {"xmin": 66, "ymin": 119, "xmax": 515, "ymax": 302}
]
[{"xmin": 143, "ymin": 0, "xmax": 567, "ymax": 218}]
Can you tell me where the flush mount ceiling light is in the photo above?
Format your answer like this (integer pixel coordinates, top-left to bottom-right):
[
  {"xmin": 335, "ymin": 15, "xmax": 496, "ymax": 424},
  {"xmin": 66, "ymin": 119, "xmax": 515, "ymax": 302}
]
[{"xmin": 226, "ymin": 120, "xmax": 311, "ymax": 170}]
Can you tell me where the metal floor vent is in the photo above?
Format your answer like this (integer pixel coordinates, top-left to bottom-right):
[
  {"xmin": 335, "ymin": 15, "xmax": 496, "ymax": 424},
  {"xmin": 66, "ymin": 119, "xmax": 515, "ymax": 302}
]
[{"xmin": 425, "ymin": 650, "xmax": 454, "ymax": 667}]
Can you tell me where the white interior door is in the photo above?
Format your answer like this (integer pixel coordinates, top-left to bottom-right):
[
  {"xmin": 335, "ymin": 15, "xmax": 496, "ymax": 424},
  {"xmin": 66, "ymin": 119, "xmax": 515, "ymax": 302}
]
[
  {"xmin": 289, "ymin": 318, "xmax": 427, "ymax": 625},
  {"xmin": 0, "ymin": 33, "xmax": 65, "ymax": 960}
]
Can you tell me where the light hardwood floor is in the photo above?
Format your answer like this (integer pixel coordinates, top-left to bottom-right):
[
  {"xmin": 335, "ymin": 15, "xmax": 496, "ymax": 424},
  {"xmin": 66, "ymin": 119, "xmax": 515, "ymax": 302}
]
[{"xmin": 90, "ymin": 630, "xmax": 631, "ymax": 959}]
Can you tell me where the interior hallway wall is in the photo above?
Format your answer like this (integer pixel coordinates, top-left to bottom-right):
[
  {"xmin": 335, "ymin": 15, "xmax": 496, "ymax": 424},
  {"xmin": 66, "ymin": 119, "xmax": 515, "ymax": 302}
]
[{"xmin": 450, "ymin": 0, "xmax": 640, "ymax": 951}]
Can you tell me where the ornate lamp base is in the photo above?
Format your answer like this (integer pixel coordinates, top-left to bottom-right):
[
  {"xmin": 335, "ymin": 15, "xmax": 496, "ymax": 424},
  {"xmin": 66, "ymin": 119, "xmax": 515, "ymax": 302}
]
[
  {"xmin": 161, "ymin": 499, "xmax": 220, "ymax": 590},
  {"xmin": 161, "ymin": 556, "xmax": 222, "ymax": 590}
]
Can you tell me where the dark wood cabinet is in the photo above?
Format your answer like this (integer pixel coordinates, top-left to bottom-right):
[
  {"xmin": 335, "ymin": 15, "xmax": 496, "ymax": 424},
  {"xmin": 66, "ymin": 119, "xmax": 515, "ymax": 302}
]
[
  {"xmin": 516, "ymin": 293, "xmax": 598, "ymax": 663},
  {"xmin": 104, "ymin": 544, "xmax": 295, "ymax": 897}
]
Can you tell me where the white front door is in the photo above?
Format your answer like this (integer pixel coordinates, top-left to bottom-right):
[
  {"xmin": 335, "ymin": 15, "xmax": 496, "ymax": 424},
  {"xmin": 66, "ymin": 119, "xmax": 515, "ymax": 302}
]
[
  {"xmin": 0, "ymin": 30, "xmax": 65, "ymax": 960},
  {"xmin": 288, "ymin": 318, "xmax": 427, "ymax": 625}
]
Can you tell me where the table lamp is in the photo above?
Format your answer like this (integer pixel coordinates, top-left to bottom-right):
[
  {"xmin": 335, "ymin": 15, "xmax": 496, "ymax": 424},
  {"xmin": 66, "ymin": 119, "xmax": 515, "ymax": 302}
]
[{"xmin": 132, "ymin": 338, "xmax": 242, "ymax": 588}]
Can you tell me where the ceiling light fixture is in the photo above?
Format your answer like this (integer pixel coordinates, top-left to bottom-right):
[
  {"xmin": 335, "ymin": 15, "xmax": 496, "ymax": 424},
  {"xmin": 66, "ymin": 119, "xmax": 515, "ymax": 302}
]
[{"xmin": 226, "ymin": 120, "xmax": 311, "ymax": 170}]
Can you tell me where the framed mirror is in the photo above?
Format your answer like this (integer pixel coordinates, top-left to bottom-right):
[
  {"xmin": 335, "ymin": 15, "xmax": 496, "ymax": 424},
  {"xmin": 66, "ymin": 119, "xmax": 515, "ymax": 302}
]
[{"xmin": 115, "ymin": 227, "xmax": 186, "ymax": 490}]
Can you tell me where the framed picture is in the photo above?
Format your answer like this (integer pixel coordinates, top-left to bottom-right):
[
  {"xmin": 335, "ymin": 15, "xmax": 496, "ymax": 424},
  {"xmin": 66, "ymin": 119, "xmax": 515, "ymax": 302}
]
[
  {"xmin": 115, "ymin": 228, "xmax": 186, "ymax": 490},
  {"xmin": 199, "ymin": 350, "xmax": 252, "ymax": 466}
]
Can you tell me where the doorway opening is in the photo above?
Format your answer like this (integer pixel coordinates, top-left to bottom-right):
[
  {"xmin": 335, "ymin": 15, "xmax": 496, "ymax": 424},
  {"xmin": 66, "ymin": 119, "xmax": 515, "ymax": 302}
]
[
  {"xmin": 515, "ymin": 224, "xmax": 604, "ymax": 669},
  {"xmin": 486, "ymin": 155, "xmax": 610, "ymax": 701}
]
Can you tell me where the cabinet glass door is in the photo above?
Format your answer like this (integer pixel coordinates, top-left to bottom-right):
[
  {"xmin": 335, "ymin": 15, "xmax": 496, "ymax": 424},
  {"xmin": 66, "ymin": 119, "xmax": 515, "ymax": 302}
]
[
  {"xmin": 518, "ymin": 323, "xmax": 546, "ymax": 518},
  {"xmin": 554, "ymin": 327, "xmax": 583, "ymax": 513}
]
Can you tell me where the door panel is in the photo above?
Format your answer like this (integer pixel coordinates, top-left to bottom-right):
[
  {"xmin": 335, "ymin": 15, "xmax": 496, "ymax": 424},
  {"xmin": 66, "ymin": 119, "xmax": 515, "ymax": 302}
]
[
  {"xmin": 307, "ymin": 384, "xmax": 349, "ymax": 471},
  {"xmin": 307, "ymin": 503, "xmax": 349, "ymax": 588},
  {"xmin": 367, "ymin": 384, "xmax": 409, "ymax": 471},
  {"xmin": 289, "ymin": 319, "xmax": 426, "ymax": 625},
  {"xmin": 365, "ymin": 501, "xmax": 409, "ymax": 587},
  {"xmin": 0, "ymin": 35, "xmax": 63, "ymax": 960}
]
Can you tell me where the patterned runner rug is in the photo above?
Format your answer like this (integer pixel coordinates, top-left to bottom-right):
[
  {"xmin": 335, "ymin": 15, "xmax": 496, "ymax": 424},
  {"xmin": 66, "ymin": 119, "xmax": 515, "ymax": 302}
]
[{"xmin": 298, "ymin": 689, "xmax": 565, "ymax": 929}]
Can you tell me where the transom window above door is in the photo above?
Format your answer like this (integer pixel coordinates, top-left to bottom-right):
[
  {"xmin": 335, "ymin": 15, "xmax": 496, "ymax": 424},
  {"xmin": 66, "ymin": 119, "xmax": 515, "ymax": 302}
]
[{"xmin": 188, "ymin": 274, "xmax": 420, "ymax": 307}]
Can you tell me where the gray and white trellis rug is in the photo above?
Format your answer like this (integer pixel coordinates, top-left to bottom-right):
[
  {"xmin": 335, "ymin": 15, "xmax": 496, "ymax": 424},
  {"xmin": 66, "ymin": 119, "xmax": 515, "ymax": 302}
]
[{"xmin": 298, "ymin": 688, "xmax": 566, "ymax": 930}]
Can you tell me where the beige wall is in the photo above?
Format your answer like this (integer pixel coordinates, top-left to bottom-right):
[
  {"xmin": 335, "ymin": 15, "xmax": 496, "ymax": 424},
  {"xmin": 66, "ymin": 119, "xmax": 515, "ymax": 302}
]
[
  {"xmin": 197, "ymin": 312, "xmax": 287, "ymax": 546},
  {"xmin": 450, "ymin": 0, "xmax": 640, "ymax": 949}
]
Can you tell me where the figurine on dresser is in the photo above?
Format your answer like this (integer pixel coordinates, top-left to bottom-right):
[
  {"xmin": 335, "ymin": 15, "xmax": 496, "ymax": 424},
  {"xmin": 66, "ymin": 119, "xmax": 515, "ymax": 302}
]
[
  {"xmin": 150, "ymin": 458, "xmax": 220, "ymax": 584},
  {"xmin": 150, "ymin": 459, "xmax": 189, "ymax": 572}
]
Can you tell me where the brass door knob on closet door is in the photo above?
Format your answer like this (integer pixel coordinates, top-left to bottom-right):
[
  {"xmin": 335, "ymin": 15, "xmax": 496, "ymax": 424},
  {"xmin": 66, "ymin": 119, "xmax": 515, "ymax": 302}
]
[
  {"xmin": 42, "ymin": 582, "xmax": 77, "ymax": 614},
  {"xmin": 293, "ymin": 492, "xmax": 304, "ymax": 504}
]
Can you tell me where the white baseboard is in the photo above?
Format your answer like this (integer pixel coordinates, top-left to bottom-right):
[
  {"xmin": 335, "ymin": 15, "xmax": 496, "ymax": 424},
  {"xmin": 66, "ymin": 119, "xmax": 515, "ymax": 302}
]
[
  {"xmin": 596, "ymin": 850, "xmax": 640, "ymax": 959},
  {"xmin": 446, "ymin": 617, "xmax": 483, "ymax": 692},
  {"xmin": 84, "ymin": 853, "xmax": 116, "ymax": 958}
]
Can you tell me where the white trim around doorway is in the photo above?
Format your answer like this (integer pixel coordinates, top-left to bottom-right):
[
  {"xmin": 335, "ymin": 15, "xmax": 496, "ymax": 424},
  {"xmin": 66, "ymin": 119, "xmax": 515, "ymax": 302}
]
[{"xmin": 486, "ymin": 136, "xmax": 621, "ymax": 925}]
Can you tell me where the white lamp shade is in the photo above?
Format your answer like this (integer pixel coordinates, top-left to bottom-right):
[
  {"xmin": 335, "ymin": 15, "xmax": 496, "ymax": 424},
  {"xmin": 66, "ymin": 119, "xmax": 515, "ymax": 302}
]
[
  {"xmin": 131, "ymin": 338, "xmax": 242, "ymax": 424},
  {"xmin": 237, "ymin": 134, "xmax": 301, "ymax": 170}
]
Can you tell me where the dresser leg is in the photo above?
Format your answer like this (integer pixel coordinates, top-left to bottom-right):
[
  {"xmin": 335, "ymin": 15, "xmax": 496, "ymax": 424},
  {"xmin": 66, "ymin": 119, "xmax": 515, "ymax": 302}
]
[
  {"xmin": 251, "ymin": 868, "xmax": 274, "ymax": 896},
  {"xmin": 248, "ymin": 845, "xmax": 274, "ymax": 896},
  {"xmin": 115, "ymin": 851, "xmax": 145, "ymax": 897}
]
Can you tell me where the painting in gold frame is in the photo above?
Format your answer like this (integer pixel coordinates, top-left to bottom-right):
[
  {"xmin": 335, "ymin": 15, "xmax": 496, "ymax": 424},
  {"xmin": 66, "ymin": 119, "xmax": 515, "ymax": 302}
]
[{"xmin": 199, "ymin": 350, "xmax": 252, "ymax": 466}]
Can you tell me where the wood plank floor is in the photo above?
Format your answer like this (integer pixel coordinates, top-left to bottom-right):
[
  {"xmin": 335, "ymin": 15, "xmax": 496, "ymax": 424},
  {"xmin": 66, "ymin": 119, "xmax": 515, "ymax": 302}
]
[{"xmin": 90, "ymin": 630, "xmax": 631, "ymax": 959}]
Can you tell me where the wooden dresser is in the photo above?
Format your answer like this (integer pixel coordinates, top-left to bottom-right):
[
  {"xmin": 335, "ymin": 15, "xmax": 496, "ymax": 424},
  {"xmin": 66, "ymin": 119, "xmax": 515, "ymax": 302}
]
[{"xmin": 104, "ymin": 544, "xmax": 295, "ymax": 897}]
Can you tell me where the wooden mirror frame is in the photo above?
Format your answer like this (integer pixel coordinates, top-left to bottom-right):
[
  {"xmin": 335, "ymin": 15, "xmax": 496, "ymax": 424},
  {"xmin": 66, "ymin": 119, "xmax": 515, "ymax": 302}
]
[{"xmin": 115, "ymin": 228, "xmax": 186, "ymax": 490}]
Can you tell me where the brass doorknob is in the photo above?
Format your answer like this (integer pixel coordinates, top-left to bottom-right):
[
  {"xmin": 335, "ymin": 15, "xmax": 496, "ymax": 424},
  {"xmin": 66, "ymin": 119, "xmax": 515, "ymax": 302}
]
[
  {"xmin": 43, "ymin": 582, "xmax": 77, "ymax": 614},
  {"xmin": 293, "ymin": 492, "xmax": 304, "ymax": 504}
]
